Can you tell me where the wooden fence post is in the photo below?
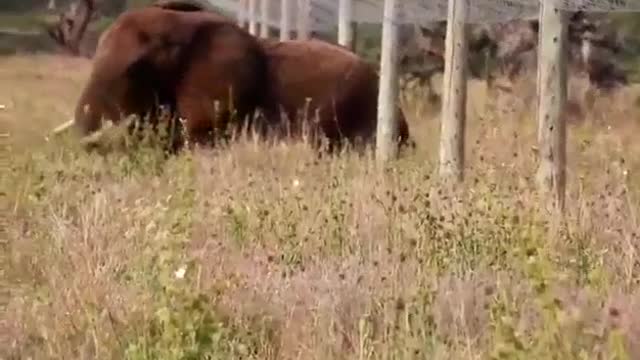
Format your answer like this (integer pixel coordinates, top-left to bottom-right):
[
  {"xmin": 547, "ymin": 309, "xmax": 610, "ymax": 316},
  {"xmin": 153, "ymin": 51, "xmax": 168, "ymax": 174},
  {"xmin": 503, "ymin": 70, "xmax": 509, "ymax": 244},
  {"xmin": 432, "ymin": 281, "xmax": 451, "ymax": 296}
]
[
  {"xmin": 280, "ymin": 0, "xmax": 291, "ymax": 40},
  {"xmin": 297, "ymin": 0, "xmax": 310, "ymax": 40},
  {"xmin": 351, "ymin": 21, "xmax": 358, "ymax": 52},
  {"xmin": 338, "ymin": 0, "xmax": 353, "ymax": 48},
  {"xmin": 237, "ymin": 0, "xmax": 247, "ymax": 28},
  {"xmin": 439, "ymin": 0, "xmax": 469, "ymax": 182},
  {"xmin": 376, "ymin": 0, "xmax": 400, "ymax": 163},
  {"xmin": 260, "ymin": 0, "xmax": 269, "ymax": 38},
  {"xmin": 536, "ymin": 0, "xmax": 568, "ymax": 212},
  {"xmin": 248, "ymin": 0, "xmax": 257, "ymax": 35}
]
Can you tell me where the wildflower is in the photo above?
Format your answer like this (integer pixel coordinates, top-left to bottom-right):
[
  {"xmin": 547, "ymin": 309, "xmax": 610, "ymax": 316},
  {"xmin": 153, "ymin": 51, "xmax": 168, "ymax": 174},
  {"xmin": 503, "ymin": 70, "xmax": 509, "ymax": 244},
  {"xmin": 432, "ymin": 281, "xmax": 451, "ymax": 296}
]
[
  {"xmin": 292, "ymin": 179, "xmax": 300, "ymax": 188},
  {"xmin": 174, "ymin": 266, "xmax": 187, "ymax": 279}
]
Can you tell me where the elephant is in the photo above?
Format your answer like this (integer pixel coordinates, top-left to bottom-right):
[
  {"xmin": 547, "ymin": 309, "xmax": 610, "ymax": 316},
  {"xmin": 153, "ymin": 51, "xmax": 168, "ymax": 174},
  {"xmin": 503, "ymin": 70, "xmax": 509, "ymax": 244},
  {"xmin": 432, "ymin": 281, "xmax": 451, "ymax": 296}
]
[
  {"xmin": 54, "ymin": 2, "xmax": 413, "ymax": 153},
  {"xmin": 60, "ymin": 5, "xmax": 269, "ymax": 148}
]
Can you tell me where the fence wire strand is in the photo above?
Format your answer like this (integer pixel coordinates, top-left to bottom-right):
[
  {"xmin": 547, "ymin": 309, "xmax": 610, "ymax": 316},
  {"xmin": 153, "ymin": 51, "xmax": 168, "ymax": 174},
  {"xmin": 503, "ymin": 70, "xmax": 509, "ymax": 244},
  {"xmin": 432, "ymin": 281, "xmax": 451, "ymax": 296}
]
[{"xmin": 212, "ymin": 0, "xmax": 640, "ymax": 31}]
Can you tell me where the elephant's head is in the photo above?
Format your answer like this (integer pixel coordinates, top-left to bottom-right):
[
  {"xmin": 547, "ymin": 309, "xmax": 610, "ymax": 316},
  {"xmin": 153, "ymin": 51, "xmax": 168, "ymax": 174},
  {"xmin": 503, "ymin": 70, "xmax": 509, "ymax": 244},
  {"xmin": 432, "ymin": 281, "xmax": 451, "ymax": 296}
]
[{"xmin": 51, "ymin": 6, "xmax": 241, "ymax": 144}]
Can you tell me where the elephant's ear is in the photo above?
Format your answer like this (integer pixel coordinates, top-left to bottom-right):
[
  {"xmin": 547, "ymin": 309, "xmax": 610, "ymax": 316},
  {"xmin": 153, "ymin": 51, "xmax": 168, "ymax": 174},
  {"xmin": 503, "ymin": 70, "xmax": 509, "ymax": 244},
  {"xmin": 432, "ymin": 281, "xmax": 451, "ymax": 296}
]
[{"xmin": 91, "ymin": 22, "xmax": 153, "ymax": 84}]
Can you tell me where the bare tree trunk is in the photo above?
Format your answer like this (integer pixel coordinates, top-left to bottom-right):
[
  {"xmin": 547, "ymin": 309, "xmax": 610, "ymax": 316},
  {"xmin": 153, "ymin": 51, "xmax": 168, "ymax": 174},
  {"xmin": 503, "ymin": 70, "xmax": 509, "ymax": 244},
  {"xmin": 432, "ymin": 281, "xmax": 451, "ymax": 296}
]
[
  {"xmin": 46, "ymin": 0, "xmax": 96, "ymax": 56},
  {"xmin": 439, "ymin": 0, "xmax": 469, "ymax": 182}
]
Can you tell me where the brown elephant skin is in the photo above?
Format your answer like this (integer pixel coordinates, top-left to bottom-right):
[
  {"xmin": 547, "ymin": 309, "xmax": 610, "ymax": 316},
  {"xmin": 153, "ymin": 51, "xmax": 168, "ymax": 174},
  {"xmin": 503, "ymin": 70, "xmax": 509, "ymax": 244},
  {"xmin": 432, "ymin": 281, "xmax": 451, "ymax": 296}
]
[
  {"xmin": 257, "ymin": 38, "xmax": 411, "ymax": 151},
  {"xmin": 151, "ymin": 0, "xmax": 208, "ymax": 12},
  {"xmin": 151, "ymin": 0, "xmax": 413, "ymax": 151}
]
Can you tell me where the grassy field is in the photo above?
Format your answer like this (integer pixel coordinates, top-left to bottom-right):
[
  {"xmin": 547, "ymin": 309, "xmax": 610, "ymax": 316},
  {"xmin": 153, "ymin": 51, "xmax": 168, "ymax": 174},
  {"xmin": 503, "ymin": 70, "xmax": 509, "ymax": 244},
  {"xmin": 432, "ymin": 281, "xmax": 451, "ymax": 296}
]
[{"xmin": 2, "ymin": 54, "xmax": 640, "ymax": 359}]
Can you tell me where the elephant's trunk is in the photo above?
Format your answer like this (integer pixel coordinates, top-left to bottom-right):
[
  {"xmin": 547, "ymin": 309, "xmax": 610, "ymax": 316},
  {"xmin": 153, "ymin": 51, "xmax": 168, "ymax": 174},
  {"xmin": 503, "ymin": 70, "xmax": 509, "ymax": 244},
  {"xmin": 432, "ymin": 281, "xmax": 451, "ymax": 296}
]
[
  {"xmin": 50, "ymin": 72, "xmax": 124, "ymax": 144},
  {"xmin": 73, "ymin": 66, "xmax": 125, "ymax": 136}
]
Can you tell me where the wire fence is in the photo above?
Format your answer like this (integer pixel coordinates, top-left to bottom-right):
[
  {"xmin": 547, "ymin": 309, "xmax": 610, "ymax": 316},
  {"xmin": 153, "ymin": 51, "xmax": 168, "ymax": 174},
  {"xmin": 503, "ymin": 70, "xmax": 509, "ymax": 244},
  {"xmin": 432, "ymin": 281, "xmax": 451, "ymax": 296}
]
[{"xmin": 207, "ymin": 0, "xmax": 640, "ymax": 32}]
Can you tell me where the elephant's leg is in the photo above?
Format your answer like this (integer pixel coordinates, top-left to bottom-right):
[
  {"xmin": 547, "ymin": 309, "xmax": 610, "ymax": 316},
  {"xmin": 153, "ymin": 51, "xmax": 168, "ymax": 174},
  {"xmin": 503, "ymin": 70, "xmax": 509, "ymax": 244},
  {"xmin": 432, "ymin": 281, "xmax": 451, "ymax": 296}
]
[
  {"xmin": 119, "ymin": 81, "xmax": 157, "ymax": 127},
  {"xmin": 170, "ymin": 28, "xmax": 266, "ymax": 147},
  {"xmin": 175, "ymin": 91, "xmax": 219, "ymax": 148},
  {"xmin": 279, "ymin": 101, "xmax": 327, "ymax": 148},
  {"xmin": 174, "ymin": 80, "xmax": 254, "ymax": 148}
]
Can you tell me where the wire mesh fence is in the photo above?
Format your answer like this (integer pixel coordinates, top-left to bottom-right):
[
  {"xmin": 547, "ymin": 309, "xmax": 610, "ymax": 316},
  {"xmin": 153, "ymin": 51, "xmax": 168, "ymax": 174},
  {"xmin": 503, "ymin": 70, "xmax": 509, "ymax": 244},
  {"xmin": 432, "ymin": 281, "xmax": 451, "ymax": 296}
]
[{"xmin": 207, "ymin": 0, "xmax": 640, "ymax": 31}]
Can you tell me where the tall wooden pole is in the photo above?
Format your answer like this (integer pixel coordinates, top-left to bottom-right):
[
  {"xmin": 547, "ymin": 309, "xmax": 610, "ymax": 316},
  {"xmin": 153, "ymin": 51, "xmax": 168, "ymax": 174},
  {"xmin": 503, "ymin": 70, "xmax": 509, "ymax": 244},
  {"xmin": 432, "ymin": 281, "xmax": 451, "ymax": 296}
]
[
  {"xmin": 248, "ymin": 0, "xmax": 257, "ymax": 35},
  {"xmin": 536, "ymin": 0, "xmax": 568, "ymax": 212},
  {"xmin": 259, "ymin": 0, "xmax": 269, "ymax": 38},
  {"xmin": 296, "ymin": 0, "xmax": 310, "ymax": 40},
  {"xmin": 280, "ymin": 0, "xmax": 291, "ymax": 40},
  {"xmin": 338, "ymin": 0, "xmax": 353, "ymax": 48},
  {"xmin": 376, "ymin": 0, "xmax": 400, "ymax": 164},
  {"xmin": 237, "ymin": 0, "xmax": 247, "ymax": 28},
  {"xmin": 439, "ymin": 0, "xmax": 469, "ymax": 182},
  {"xmin": 351, "ymin": 21, "xmax": 358, "ymax": 52}
]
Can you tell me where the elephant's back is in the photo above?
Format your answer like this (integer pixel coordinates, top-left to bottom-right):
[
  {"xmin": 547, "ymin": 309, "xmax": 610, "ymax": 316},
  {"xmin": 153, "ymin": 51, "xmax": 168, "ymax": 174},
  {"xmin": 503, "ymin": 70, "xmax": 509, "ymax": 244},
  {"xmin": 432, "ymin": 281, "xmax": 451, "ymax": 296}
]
[
  {"xmin": 261, "ymin": 39, "xmax": 376, "ymax": 110},
  {"xmin": 99, "ymin": 5, "xmax": 238, "ymax": 49}
]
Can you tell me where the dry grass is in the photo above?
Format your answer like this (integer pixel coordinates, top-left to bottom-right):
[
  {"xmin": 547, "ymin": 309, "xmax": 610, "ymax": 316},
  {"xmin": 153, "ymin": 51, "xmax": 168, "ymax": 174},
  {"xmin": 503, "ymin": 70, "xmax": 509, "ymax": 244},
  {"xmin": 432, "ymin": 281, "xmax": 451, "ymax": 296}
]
[{"xmin": 2, "ymin": 54, "xmax": 640, "ymax": 360}]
